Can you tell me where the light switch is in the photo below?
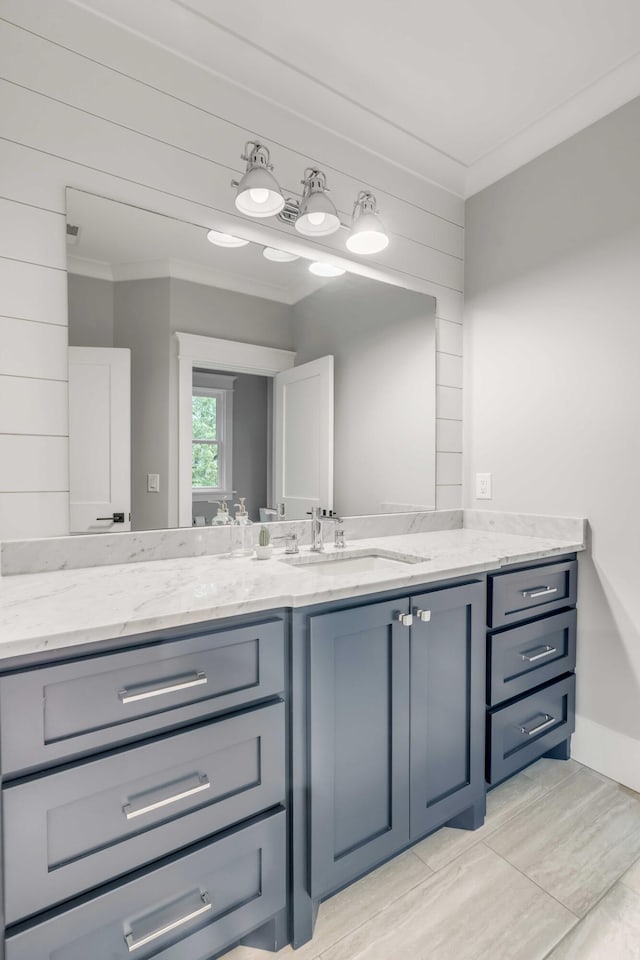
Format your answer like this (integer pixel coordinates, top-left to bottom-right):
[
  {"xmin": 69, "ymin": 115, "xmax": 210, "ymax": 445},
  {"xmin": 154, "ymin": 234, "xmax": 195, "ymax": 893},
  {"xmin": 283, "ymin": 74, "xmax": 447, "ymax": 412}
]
[{"xmin": 147, "ymin": 473, "xmax": 160, "ymax": 493}]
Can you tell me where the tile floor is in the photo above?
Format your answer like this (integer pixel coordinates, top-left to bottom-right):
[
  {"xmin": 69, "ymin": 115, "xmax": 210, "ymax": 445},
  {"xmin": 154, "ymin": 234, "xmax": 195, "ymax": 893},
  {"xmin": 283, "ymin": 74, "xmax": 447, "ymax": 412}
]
[{"xmin": 222, "ymin": 759, "xmax": 640, "ymax": 960}]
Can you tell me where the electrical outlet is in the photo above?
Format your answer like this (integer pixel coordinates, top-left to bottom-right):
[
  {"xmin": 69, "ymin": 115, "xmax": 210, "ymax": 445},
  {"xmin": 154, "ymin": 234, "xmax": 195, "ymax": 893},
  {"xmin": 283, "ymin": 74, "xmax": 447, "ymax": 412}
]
[
  {"xmin": 476, "ymin": 472, "xmax": 492, "ymax": 500},
  {"xmin": 147, "ymin": 473, "xmax": 160, "ymax": 493}
]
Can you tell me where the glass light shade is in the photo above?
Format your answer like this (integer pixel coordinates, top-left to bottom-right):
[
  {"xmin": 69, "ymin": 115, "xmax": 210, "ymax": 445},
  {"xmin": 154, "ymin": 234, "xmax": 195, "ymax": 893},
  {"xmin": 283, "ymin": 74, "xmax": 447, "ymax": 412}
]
[
  {"xmin": 295, "ymin": 191, "xmax": 340, "ymax": 237},
  {"xmin": 345, "ymin": 211, "xmax": 389, "ymax": 254},
  {"xmin": 234, "ymin": 166, "xmax": 284, "ymax": 218},
  {"xmin": 206, "ymin": 229, "xmax": 249, "ymax": 248},
  {"xmin": 309, "ymin": 261, "xmax": 346, "ymax": 277},
  {"xmin": 263, "ymin": 247, "xmax": 299, "ymax": 262}
]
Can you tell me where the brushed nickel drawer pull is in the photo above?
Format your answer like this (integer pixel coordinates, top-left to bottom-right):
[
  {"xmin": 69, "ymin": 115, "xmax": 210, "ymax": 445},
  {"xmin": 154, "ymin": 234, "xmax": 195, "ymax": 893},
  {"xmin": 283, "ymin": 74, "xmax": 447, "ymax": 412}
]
[
  {"xmin": 521, "ymin": 644, "xmax": 558, "ymax": 663},
  {"xmin": 414, "ymin": 609, "xmax": 431, "ymax": 623},
  {"xmin": 520, "ymin": 714, "xmax": 556, "ymax": 736},
  {"xmin": 118, "ymin": 671, "xmax": 207, "ymax": 704},
  {"xmin": 125, "ymin": 891, "xmax": 211, "ymax": 952},
  {"xmin": 520, "ymin": 586, "xmax": 558, "ymax": 600},
  {"xmin": 123, "ymin": 773, "xmax": 210, "ymax": 820}
]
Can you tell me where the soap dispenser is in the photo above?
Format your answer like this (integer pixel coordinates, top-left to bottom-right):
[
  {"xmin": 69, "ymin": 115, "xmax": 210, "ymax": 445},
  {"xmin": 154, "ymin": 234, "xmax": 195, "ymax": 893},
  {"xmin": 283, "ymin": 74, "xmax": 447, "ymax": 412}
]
[
  {"xmin": 214, "ymin": 500, "xmax": 231, "ymax": 525},
  {"xmin": 231, "ymin": 497, "xmax": 254, "ymax": 557}
]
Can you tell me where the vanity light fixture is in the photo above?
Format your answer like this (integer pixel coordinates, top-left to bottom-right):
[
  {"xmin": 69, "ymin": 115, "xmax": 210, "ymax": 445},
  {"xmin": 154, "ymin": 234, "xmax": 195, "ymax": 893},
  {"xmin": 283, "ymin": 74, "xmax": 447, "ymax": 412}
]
[
  {"xmin": 309, "ymin": 261, "xmax": 346, "ymax": 278},
  {"xmin": 232, "ymin": 142, "xmax": 285, "ymax": 218},
  {"xmin": 206, "ymin": 229, "xmax": 250, "ymax": 248},
  {"xmin": 345, "ymin": 191, "xmax": 389, "ymax": 255},
  {"xmin": 295, "ymin": 169, "xmax": 341, "ymax": 237},
  {"xmin": 263, "ymin": 247, "xmax": 299, "ymax": 262}
]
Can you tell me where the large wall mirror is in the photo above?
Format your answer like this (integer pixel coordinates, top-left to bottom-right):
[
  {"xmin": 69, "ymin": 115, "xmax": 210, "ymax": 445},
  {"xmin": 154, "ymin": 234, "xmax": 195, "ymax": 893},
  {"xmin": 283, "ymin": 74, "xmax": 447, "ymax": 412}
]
[{"xmin": 66, "ymin": 189, "xmax": 436, "ymax": 533}]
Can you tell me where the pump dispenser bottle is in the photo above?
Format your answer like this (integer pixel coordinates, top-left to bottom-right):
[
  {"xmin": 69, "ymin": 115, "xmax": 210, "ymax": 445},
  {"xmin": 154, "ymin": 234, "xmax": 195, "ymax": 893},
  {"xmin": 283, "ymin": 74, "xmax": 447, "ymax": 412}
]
[{"xmin": 231, "ymin": 497, "xmax": 254, "ymax": 557}]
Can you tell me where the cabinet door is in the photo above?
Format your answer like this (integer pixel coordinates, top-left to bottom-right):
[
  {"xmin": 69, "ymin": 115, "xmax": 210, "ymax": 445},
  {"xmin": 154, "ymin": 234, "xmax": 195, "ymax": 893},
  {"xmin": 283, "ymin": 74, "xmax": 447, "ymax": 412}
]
[
  {"xmin": 309, "ymin": 599, "xmax": 410, "ymax": 897},
  {"xmin": 409, "ymin": 581, "xmax": 485, "ymax": 839}
]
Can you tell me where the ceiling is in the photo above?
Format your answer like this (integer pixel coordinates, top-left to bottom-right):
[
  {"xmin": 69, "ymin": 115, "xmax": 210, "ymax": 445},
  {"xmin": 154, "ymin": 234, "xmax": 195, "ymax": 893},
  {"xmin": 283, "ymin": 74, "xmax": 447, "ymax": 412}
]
[
  {"xmin": 66, "ymin": 191, "xmax": 333, "ymax": 305},
  {"xmin": 73, "ymin": 0, "xmax": 640, "ymax": 197}
]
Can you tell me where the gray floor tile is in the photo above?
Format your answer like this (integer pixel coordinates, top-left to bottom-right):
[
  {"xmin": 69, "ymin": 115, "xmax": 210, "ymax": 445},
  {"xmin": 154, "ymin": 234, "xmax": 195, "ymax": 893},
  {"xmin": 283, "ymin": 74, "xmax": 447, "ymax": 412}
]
[
  {"xmin": 220, "ymin": 850, "xmax": 431, "ymax": 960},
  {"xmin": 319, "ymin": 843, "xmax": 576, "ymax": 960},
  {"xmin": 414, "ymin": 770, "xmax": 547, "ymax": 871},
  {"xmin": 520, "ymin": 758, "xmax": 582, "ymax": 791},
  {"xmin": 487, "ymin": 768, "xmax": 640, "ymax": 916},
  {"xmin": 621, "ymin": 855, "xmax": 640, "ymax": 895},
  {"xmin": 546, "ymin": 883, "xmax": 640, "ymax": 959}
]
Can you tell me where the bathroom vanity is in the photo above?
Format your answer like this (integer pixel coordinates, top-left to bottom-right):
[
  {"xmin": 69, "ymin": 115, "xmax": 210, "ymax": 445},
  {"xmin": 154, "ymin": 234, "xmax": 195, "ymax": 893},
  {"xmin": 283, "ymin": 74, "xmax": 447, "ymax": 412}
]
[{"xmin": 0, "ymin": 518, "xmax": 584, "ymax": 959}]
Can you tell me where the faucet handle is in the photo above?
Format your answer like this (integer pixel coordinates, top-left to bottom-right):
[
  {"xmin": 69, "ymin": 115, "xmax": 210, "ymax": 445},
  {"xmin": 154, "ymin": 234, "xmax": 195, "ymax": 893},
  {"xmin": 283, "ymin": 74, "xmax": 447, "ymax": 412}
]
[{"xmin": 273, "ymin": 532, "xmax": 299, "ymax": 554}]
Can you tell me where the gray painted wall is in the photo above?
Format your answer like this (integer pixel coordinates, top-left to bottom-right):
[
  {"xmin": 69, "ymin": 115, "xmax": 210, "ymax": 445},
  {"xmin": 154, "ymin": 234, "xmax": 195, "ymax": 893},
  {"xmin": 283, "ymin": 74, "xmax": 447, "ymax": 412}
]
[
  {"xmin": 169, "ymin": 279, "xmax": 294, "ymax": 349},
  {"xmin": 68, "ymin": 274, "xmax": 114, "ymax": 348},
  {"xmin": 293, "ymin": 275, "xmax": 436, "ymax": 517},
  {"xmin": 464, "ymin": 96, "xmax": 640, "ymax": 788},
  {"xmin": 114, "ymin": 278, "xmax": 171, "ymax": 532}
]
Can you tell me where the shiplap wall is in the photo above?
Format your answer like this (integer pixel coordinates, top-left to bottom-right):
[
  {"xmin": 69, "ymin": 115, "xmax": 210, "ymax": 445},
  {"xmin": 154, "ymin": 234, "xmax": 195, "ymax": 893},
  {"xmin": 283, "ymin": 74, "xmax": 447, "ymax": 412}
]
[{"xmin": 0, "ymin": 0, "xmax": 464, "ymax": 538}]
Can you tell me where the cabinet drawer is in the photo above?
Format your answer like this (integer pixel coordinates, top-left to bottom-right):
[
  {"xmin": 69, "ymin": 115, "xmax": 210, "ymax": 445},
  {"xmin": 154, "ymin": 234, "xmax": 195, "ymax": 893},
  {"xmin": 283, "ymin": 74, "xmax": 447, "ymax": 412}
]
[
  {"xmin": 488, "ymin": 609, "xmax": 577, "ymax": 706},
  {"xmin": 488, "ymin": 560, "xmax": 577, "ymax": 629},
  {"xmin": 0, "ymin": 617, "xmax": 285, "ymax": 775},
  {"xmin": 487, "ymin": 675, "xmax": 575, "ymax": 785},
  {"xmin": 3, "ymin": 703, "xmax": 284, "ymax": 923},
  {"xmin": 5, "ymin": 810, "xmax": 286, "ymax": 960}
]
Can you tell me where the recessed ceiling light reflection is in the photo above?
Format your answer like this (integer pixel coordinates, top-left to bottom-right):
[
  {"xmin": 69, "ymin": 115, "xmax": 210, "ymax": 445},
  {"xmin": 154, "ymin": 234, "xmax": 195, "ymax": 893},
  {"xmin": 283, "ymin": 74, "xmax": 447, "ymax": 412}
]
[
  {"xmin": 263, "ymin": 247, "xmax": 300, "ymax": 262},
  {"xmin": 309, "ymin": 261, "xmax": 346, "ymax": 277},
  {"xmin": 206, "ymin": 229, "xmax": 250, "ymax": 248}
]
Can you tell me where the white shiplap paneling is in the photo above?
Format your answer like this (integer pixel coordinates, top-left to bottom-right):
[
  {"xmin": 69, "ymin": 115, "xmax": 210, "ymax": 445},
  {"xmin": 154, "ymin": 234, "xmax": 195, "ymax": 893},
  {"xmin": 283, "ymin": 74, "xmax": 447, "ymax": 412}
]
[
  {"xmin": 0, "ymin": 493, "xmax": 70, "ymax": 539},
  {"xmin": 0, "ymin": 259, "xmax": 68, "ymax": 326},
  {"xmin": 437, "ymin": 318, "xmax": 464, "ymax": 356},
  {"xmin": 436, "ymin": 353, "xmax": 463, "ymax": 389},
  {"xmin": 0, "ymin": 317, "xmax": 68, "ymax": 380},
  {"xmin": 0, "ymin": 3, "xmax": 465, "ymax": 538},
  {"xmin": 0, "ymin": 377, "xmax": 68, "ymax": 436},
  {"xmin": 0, "ymin": 197, "xmax": 66, "ymax": 269},
  {"xmin": 436, "ymin": 419, "xmax": 463, "ymax": 454},
  {"xmin": 0, "ymin": 436, "xmax": 69, "ymax": 493}
]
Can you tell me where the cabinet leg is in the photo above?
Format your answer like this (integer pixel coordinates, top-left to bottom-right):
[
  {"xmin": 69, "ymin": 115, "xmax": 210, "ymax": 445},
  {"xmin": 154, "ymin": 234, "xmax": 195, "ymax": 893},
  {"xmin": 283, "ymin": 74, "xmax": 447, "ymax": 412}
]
[
  {"xmin": 544, "ymin": 736, "xmax": 572, "ymax": 761},
  {"xmin": 240, "ymin": 909, "xmax": 289, "ymax": 952},
  {"xmin": 446, "ymin": 796, "xmax": 486, "ymax": 831}
]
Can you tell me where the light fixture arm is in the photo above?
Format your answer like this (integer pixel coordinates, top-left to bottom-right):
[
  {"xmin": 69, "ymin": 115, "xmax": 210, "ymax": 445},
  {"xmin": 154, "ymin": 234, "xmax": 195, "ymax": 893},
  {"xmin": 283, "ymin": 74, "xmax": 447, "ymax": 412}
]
[
  {"xmin": 241, "ymin": 141, "xmax": 275, "ymax": 171},
  {"xmin": 301, "ymin": 168, "xmax": 330, "ymax": 197},
  {"xmin": 352, "ymin": 190, "xmax": 378, "ymax": 219}
]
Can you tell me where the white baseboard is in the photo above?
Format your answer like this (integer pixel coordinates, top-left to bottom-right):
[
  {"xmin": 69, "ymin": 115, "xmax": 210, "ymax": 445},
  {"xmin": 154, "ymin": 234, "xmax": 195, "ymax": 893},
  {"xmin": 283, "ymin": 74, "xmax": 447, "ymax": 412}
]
[{"xmin": 572, "ymin": 714, "xmax": 640, "ymax": 793}]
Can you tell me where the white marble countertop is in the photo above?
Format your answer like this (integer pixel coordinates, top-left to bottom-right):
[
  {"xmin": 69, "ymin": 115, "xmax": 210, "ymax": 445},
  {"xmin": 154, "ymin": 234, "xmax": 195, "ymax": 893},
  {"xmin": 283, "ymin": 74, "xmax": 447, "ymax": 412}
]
[{"xmin": 0, "ymin": 527, "xmax": 585, "ymax": 661}]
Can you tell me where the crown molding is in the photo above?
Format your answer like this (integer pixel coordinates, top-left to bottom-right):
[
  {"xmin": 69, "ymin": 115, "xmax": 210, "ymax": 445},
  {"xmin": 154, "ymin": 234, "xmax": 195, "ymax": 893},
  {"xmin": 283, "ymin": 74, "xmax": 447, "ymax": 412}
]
[
  {"xmin": 466, "ymin": 56, "xmax": 640, "ymax": 196},
  {"xmin": 66, "ymin": 256, "xmax": 322, "ymax": 304}
]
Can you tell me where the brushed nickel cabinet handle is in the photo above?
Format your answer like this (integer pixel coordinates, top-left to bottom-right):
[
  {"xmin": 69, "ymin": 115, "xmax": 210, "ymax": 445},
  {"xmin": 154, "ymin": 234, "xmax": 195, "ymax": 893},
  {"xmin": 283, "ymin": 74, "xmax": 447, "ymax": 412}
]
[
  {"xmin": 118, "ymin": 671, "xmax": 207, "ymax": 704},
  {"xmin": 414, "ymin": 609, "xmax": 431, "ymax": 623},
  {"xmin": 125, "ymin": 891, "xmax": 211, "ymax": 952},
  {"xmin": 123, "ymin": 773, "xmax": 210, "ymax": 820},
  {"xmin": 395, "ymin": 612, "xmax": 413, "ymax": 627},
  {"xmin": 521, "ymin": 645, "xmax": 558, "ymax": 663},
  {"xmin": 520, "ymin": 714, "xmax": 556, "ymax": 736},
  {"xmin": 521, "ymin": 586, "xmax": 558, "ymax": 599}
]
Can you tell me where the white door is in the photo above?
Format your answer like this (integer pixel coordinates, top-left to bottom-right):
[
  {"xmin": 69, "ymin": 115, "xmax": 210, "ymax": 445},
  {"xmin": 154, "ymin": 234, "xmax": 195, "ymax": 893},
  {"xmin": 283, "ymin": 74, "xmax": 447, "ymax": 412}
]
[
  {"xmin": 274, "ymin": 356, "xmax": 334, "ymax": 520},
  {"xmin": 69, "ymin": 347, "xmax": 131, "ymax": 534}
]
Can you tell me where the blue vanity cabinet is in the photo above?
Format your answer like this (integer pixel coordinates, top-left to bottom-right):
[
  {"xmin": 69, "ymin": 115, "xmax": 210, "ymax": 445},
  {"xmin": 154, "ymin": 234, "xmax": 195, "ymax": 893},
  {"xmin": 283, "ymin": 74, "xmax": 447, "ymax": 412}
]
[
  {"xmin": 293, "ymin": 579, "xmax": 486, "ymax": 946},
  {"xmin": 1, "ymin": 613, "xmax": 289, "ymax": 960},
  {"xmin": 486, "ymin": 557, "xmax": 578, "ymax": 785},
  {"xmin": 409, "ymin": 581, "xmax": 486, "ymax": 839},
  {"xmin": 308, "ymin": 598, "xmax": 412, "ymax": 898}
]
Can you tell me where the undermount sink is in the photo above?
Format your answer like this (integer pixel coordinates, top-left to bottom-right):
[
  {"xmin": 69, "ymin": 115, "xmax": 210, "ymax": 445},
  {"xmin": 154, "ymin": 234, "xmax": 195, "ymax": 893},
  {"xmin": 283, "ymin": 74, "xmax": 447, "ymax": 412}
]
[{"xmin": 281, "ymin": 549, "xmax": 429, "ymax": 576}]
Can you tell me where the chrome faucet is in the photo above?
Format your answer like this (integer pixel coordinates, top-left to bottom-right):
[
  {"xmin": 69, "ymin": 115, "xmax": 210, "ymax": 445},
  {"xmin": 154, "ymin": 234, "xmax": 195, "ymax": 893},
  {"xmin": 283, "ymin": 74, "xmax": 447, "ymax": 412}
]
[
  {"xmin": 308, "ymin": 508, "xmax": 343, "ymax": 552},
  {"xmin": 309, "ymin": 507, "xmax": 324, "ymax": 552}
]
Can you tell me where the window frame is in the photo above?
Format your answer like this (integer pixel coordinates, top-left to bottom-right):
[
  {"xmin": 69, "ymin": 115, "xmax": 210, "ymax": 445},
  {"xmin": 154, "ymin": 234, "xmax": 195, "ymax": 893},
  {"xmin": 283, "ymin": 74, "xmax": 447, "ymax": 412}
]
[{"xmin": 191, "ymin": 380, "xmax": 234, "ymax": 500}]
